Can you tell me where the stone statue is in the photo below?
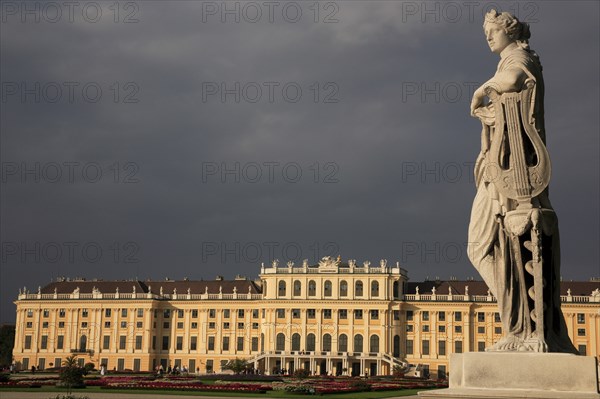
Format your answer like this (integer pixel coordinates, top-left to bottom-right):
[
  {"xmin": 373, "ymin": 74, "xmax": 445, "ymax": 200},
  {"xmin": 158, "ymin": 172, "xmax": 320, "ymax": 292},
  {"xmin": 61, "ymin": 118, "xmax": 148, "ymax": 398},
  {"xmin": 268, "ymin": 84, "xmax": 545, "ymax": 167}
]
[{"xmin": 468, "ymin": 10, "xmax": 575, "ymax": 353}]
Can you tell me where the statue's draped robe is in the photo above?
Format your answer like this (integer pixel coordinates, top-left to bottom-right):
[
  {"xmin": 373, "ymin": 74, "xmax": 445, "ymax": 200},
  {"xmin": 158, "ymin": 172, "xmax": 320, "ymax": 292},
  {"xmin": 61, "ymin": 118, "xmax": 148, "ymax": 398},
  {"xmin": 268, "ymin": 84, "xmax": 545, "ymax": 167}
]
[{"xmin": 467, "ymin": 46, "xmax": 576, "ymax": 352}]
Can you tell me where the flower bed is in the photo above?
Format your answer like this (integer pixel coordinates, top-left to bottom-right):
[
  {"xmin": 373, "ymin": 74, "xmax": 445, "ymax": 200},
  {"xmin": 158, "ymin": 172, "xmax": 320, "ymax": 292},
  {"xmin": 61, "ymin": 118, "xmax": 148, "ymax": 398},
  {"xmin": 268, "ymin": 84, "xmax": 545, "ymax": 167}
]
[{"xmin": 86, "ymin": 376, "xmax": 271, "ymax": 393}]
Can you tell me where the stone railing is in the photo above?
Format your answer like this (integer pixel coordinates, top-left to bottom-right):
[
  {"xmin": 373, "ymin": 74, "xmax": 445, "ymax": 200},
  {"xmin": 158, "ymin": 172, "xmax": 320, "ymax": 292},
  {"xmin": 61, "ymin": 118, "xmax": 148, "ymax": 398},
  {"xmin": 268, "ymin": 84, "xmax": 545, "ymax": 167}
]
[
  {"xmin": 404, "ymin": 294, "xmax": 600, "ymax": 303},
  {"xmin": 17, "ymin": 292, "xmax": 263, "ymax": 301},
  {"xmin": 261, "ymin": 266, "xmax": 407, "ymax": 275}
]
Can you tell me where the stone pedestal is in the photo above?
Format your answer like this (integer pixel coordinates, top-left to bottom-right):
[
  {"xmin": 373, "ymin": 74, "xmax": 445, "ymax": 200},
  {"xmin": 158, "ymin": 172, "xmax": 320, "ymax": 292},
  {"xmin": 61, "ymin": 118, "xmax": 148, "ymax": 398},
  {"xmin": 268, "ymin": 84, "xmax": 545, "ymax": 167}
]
[{"xmin": 418, "ymin": 352, "xmax": 600, "ymax": 399}]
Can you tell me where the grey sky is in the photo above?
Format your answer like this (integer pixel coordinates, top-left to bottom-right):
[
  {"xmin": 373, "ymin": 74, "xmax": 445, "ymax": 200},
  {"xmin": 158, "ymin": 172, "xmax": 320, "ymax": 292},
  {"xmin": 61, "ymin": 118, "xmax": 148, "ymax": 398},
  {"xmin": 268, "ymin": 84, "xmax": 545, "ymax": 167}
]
[{"xmin": 1, "ymin": 0, "xmax": 599, "ymax": 323}]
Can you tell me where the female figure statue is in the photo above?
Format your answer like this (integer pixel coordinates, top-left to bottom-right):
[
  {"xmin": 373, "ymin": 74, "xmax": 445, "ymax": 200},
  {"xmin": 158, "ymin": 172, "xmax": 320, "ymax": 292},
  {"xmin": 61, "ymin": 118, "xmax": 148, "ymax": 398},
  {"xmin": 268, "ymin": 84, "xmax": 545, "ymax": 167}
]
[{"xmin": 468, "ymin": 10, "xmax": 576, "ymax": 353}]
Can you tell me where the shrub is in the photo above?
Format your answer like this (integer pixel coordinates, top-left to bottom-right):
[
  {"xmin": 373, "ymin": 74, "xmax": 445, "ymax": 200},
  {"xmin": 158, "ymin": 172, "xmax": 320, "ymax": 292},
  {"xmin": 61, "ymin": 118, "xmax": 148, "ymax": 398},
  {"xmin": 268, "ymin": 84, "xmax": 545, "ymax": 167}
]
[{"xmin": 293, "ymin": 368, "xmax": 311, "ymax": 379}]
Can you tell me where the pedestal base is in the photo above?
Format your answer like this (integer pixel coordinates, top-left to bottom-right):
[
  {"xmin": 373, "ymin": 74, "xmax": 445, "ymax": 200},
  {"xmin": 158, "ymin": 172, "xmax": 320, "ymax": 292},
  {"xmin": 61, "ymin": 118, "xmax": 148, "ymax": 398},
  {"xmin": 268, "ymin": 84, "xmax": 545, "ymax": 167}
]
[{"xmin": 418, "ymin": 352, "xmax": 599, "ymax": 399}]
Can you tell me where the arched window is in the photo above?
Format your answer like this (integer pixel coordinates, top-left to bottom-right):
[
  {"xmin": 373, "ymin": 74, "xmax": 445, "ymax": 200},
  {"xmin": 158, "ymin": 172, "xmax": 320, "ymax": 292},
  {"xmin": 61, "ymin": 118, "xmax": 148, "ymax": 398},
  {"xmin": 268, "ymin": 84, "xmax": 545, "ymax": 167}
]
[
  {"xmin": 355, "ymin": 281, "xmax": 363, "ymax": 296},
  {"xmin": 371, "ymin": 281, "xmax": 379, "ymax": 297},
  {"xmin": 340, "ymin": 281, "xmax": 348, "ymax": 297},
  {"xmin": 308, "ymin": 280, "xmax": 316, "ymax": 296},
  {"xmin": 292, "ymin": 333, "xmax": 301, "ymax": 351},
  {"xmin": 293, "ymin": 280, "xmax": 301, "ymax": 296},
  {"xmin": 338, "ymin": 334, "xmax": 348, "ymax": 352},
  {"xmin": 278, "ymin": 281, "xmax": 286, "ymax": 297},
  {"xmin": 369, "ymin": 334, "xmax": 379, "ymax": 353},
  {"xmin": 306, "ymin": 333, "xmax": 316, "ymax": 351},
  {"xmin": 276, "ymin": 333, "xmax": 285, "ymax": 351},
  {"xmin": 354, "ymin": 334, "xmax": 363, "ymax": 353},
  {"xmin": 79, "ymin": 335, "xmax": 87, "ymax": 351},
  {"xmin": 322, "ymin": 334, "xmax": 332, "ymax": 351},
  {"xmin": 324, "ymin": 280, "xmax": 332, "ymax": 297},
  {"xmin": 393, "ymin": 335, "xmax": 400, "ymax": 357}
]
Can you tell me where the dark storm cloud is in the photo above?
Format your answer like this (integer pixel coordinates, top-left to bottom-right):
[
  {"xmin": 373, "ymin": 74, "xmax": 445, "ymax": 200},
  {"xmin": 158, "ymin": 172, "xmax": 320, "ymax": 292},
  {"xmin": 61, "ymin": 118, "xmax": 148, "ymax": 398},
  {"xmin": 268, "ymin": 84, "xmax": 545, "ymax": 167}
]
[{"xmin": 1, "ymin": 1, "xmax": 598, "ymax": 322}]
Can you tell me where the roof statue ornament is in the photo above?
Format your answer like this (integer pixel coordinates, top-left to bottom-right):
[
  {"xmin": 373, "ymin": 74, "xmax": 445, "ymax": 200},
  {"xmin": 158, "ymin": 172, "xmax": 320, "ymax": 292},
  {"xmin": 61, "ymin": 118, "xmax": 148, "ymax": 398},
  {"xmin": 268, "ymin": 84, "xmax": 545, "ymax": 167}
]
[
  {"xmin": 363, "ymin": 260, "xmax": 371, "ymax": 268},
  {"xmin": 272, "ymin": 259, "xmax": 279, "ymax": 268},
  {"xmin": 159, "ymin": 286, "xmax": 163, "ymax": 296},
  {"xmin": 415, "ymin": 286, "xmax": 420, "ymax": 295},
  {"xmin": 302, "ymin": 259, "xmax": 309, "ymax": 268},
  {"xmin": 318, "ymin": 256, "xmax": 341, "ymax": 268},
  {"xmin": 233, "ymin": 286, "xmax": 237, "ymax": 294},
  {"xmin": 380, "ymin": 259, "xmax": 387, "ymax": 268},
  {"xmin": 432, "ymin": 286, "xmax": 436, "ymax": 295},
  {"xmin": 348, "ymin": 259, "xmax": 356, "ymax": 268},
  {"xmin": 468, "ymin": 10, "xmax": 576, "ymax": 353},
  {"xmin": 287, "ymin": 260, "xmax": 294, "ymax": 268}
]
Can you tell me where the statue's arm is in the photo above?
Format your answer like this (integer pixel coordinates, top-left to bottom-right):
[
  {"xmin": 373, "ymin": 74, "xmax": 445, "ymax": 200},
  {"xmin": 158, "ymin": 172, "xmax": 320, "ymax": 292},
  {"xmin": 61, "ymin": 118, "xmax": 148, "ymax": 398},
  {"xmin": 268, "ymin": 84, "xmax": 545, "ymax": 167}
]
[{"xmin": 470, "ymin": 67, "xmax": 528, "ymax": 116}]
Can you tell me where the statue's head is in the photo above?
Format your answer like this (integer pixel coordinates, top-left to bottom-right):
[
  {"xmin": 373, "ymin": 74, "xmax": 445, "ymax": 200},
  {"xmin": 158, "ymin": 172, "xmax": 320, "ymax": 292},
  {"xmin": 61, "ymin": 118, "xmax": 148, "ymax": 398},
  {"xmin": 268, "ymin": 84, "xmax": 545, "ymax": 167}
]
[{"xmin": 483, "ymin": 10, "xmax": 530, "ymax": 54}]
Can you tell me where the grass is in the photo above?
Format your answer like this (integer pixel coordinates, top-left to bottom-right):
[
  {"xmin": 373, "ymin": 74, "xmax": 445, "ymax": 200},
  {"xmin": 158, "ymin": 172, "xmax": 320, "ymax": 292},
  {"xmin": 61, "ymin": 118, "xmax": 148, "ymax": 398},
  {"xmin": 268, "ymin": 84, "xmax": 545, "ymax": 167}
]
[{"xmin": 0, "ymin": 386, "xmax": 430, "ymax": 398}]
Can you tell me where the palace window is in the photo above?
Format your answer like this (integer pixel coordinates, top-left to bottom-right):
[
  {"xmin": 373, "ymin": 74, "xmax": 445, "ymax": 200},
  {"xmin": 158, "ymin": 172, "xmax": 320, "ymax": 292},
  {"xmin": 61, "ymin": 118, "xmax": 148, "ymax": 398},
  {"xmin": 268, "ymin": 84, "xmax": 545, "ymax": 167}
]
[
  {"xmin": 422, "ymin": 311, "xmax": 429, "ymax": 321},
  {"xmin": 307, "ymin": 309, "xmax": 316, "ymax": 319},
  {"xmin": 292, "ymin": 309, "xmax": 301, "ymax": 318},
  {"xmin": 354, "ymin": 334, "xmax": 363, "ymax": 352},
  {"xmin": 370, "ymin": 309, "xmax": 379, "ymax": 320},
  {"xmin": 369, "ymin": 335, "xmax": 379, "ymax": 353},
  {"xmin": 339, "ymin": 309, "xmax": 347, "ymax": 319},
  {"xmin": 455, "ymin": 340, "xmax": 463, "ymax": 353},
  {"xmin": 354, "ymin": 309, "xmax": 363, "ymax": 319},
  {"xmin": 278, "ymin": 281, "xmax": 286, "ymax": 297},
  {"xmin": 339, "ymin": 280, "xmax": 348, "ymax": 297},
  {"xmin": 307, "ymin": 333, "xmax": 316, "ymax": 351},
  {"xmin": 438, "ymin": 311, "xmax": 445, "ymax": 321},
  {"xmin": 454, "ymin": 312, "xmax": 462, "ymax": 322},
  {"xmin": 190, "ymin": 336, "xmax": 197, "ymax": 351},
  {"xmin": 323, "ymin": 334, "xmax": 332, "ymax": 351},
  {"xmin": 422, "ymin": 339, "xmax": 430, "ymax": 355},
  {"xmin": 238, "ymin": 309, "xmax": 244, "ymax": 318},
  {"xmin": 324, "ymin": 280, "xmax": 332, "ymax": 297},
  {"xmin": 222, "ymin": 336, "xmax": 229, "ymax": 351},
  {"xmin": 323, "ymin": 309, "xmax": 332, "ymax": 319},
  {"xmin": 577, "ymin": 313, "xmax": 585, "ymax": 324},
  {"xmin": 292, "ymin": 333, "xmax": 301, "ymax": 351},
  {"xmin": 276, "ymin": 333, "xmax": 286, "ymax": 351},
  {"xmin": 338, "ymin": 334, "xmax": 348, "ymax": 352},
  {"xmin": 276, "ymin": 309, "xmax": 285, "ymax": 318},
  {"xmin": 371, "ymin": 281, "xmax": 379, "ymax": 297},
  {"xmin": 355, "ymin": 281, "xmax": 363, "ymax": 296},
  {"xmin": 308, "ymin": 281, "xmax": 317, "ymax": 296},
  {"xmin": 293, "ymin": 280, "xmax": 301, "ymax": 296},
  {"xmin": 438, "ymin": 340, "xmax": 446, "ymax": 356}
]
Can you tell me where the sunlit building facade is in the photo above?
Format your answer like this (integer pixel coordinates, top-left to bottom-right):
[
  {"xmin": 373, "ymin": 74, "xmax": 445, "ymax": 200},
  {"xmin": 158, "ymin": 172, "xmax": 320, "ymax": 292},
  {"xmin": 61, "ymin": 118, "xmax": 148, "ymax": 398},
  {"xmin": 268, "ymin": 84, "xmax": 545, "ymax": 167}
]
[{"xmin": 12, "ymin": 258, "xmax": 600, "ymax": 378}]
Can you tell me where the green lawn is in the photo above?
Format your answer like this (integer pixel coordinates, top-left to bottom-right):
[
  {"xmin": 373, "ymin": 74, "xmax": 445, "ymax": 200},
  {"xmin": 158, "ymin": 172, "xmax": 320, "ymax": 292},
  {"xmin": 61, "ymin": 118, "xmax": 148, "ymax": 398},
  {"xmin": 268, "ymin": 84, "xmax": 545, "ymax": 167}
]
[{"xmin": 0, "ymin": 386, "xmax": 429, "ymax": 398}]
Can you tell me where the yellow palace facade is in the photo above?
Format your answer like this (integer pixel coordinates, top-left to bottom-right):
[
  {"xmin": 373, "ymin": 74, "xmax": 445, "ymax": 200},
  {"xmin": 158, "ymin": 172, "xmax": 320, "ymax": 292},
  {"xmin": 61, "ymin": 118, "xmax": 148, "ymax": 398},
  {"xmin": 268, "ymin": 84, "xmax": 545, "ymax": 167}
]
[{"xmin": 12, "ymin": 258, "xmax": 600, "ymax": 378}]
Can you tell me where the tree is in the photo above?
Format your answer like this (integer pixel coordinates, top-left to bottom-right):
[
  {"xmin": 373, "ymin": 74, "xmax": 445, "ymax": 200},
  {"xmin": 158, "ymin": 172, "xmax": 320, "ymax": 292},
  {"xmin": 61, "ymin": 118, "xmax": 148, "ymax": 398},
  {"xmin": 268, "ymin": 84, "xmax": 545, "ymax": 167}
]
[
  {"xmin": 0, "ymin": 325, "xmax": 15, "ymax": 367},
  {"xmin": 58, "ymin": 355, "xmax": 85, "ymax": 392},
  {"xmin": 222, "ymin": 358, "xmax": 249, "ymax": 374}
]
